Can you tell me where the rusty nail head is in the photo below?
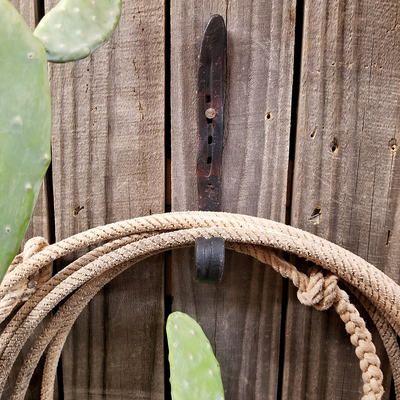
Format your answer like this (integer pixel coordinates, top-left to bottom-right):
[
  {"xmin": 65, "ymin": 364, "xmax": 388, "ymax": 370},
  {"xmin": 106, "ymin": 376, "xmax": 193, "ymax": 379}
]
[{"xmin": 205, "ymin": 108, "xmax": 216, "ymax": 119}]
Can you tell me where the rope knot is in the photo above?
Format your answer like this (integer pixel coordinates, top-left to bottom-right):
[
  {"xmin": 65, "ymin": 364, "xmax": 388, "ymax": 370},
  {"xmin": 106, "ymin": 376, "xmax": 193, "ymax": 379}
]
[{"xmin": 297, "ymin": 266, "xmax": 340, "ymax": 311}]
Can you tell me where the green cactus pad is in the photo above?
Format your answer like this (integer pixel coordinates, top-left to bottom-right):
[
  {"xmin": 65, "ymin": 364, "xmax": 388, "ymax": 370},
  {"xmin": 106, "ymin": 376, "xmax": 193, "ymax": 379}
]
[
  {"xmin": 166, "ymin": 312, "xmax": 225, "ymax": 400},
  {"xmin": 0, "ymin": 0, "xmax": 51, "ymax": 282},
  {"xmin": 33, "ymin": 0, "xmax": 122, "ymax": 62}
]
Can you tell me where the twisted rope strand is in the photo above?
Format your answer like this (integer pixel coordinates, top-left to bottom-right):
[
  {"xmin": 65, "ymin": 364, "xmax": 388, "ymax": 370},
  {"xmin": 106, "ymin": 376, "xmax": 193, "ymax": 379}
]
[
  {"xmin": 0, "ymin": 233, "xmax": 153, "ymax": 357},
  {"xmin": 2, "ymin": 217, "xmax": 400, "ymax": 334},
  {"xmin": 0, "ymin": 211, "xmax": 397, "ymax": 399},
  {"xmin": 12, "ymin": 261, "xmax": 134, "ymax": 400},
  {"xmin": 231, "ymin": 244, "xmax": 385, "ymax": 399},
  {"xmin": 7, "ymin": 244, "xmax": 385, "ymax": 400},
  {"xmin": 0, "ymin": 235, "xmax": 159, "ymax": 392},
  {"xmin": 1, "ymin": 212, "xmax": 399, "ymax": 328}
]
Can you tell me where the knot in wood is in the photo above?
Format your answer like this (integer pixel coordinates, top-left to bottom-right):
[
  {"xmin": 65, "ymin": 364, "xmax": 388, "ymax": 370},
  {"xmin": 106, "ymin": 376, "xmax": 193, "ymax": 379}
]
[{"xmin": 297, "ymin": 266, "xmax": 340, "ymax": 311}]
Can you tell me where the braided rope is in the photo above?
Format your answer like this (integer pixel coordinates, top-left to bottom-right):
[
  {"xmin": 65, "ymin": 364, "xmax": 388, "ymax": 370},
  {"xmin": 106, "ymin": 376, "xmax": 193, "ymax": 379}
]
[
  {"xmin": 0, "ymin": 211, "xmax": 398, "ymax": 399},
  {"xmin": 347, "ymin": 284, "xmax": 400, "ymax": 398}
]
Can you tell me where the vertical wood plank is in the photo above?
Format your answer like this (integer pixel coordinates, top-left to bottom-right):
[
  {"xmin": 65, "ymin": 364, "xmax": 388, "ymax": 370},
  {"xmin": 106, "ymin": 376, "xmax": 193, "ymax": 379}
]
[
  {"xmin": 48, "ymin": 1, "xmax": 166, "ymax": 398},
  {"xmin": 170, "ymin": 1, "xmax": 296, "ymax": 398},
  {"xmin": 286, "ymin": 1, "xmax": 399, "ymax": 398},
  {"xmin": 23, "ymin": 182, "xmax": 51, "ymax": 246}
]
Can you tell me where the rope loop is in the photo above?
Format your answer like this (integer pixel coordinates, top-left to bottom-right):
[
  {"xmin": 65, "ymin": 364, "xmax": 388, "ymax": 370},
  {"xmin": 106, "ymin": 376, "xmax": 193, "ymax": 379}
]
[
  {"xmin": 297, "ymin": 266, "xmax": 340, "ymax": 311},
  {"xmin": 0, "ymin": 211, "xmax": 397, "ymax": 400},
  {"xmin": 21, "ymin": 237, "xmax": 52, "ymax": 300},
  {"xmin": 23, "ymin": 237, "xmax": 49, "ymax": 264},
  {"xmin": 0, "ymin": 237, "xmax": 51, "ymax": 320}
]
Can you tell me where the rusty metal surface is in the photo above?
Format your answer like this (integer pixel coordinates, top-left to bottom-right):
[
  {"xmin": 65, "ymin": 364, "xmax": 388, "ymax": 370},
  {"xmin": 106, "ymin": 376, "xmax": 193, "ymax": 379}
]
[{"xmin": 197, "ymin": 14, "xmax": 226, "ymax": 212}]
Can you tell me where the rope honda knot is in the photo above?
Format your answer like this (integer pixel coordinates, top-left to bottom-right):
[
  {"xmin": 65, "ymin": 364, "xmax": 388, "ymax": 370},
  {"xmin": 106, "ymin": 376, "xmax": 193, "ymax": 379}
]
[
  {"xmin": 0, "ymin": 237, "xmax": 51, "ymax": 321},
  {"xmin": 297, "ymin": 266, "xmax": 340, "ymax": 311}
]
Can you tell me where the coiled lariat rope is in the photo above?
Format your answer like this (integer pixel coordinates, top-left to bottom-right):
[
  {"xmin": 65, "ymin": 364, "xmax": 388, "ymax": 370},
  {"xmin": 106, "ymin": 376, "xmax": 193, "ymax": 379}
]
[{"xmin": 0, "ymin": 211, "xmax": 399, "ymax": 399}]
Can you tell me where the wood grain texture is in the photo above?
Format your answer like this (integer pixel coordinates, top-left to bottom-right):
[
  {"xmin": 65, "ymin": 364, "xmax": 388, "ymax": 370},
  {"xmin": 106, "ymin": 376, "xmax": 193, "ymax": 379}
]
[
  {"xmin": 22, "ymin": 181, "xmax": 52, "ymax": 248},
  {"xmin": 47, "ymin": 1, "xmax": 165, "ymax": 398},
  {"xmin": 286, "ymin": 1, "xmax": 400, "ymax": 398},
  {"xmin": 170, "ymin": 1, "xmax": 296, "ymax": 398}
]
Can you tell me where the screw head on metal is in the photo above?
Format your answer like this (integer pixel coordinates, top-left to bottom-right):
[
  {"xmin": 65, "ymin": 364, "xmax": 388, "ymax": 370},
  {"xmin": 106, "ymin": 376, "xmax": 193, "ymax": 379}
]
[{"xmin": 205, "ymin": 108, "xmax": 216, "ymax": 119}]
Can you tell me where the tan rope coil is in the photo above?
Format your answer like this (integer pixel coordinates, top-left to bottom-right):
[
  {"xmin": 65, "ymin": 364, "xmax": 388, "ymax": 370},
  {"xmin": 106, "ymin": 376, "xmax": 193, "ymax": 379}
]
[
  {"xmin": 0, "ymin": 237, "xmax": 52, "ymax": 321},
  {"xmin": 0, "ymin": 211, "xmax": 398, "ymax": 400}
]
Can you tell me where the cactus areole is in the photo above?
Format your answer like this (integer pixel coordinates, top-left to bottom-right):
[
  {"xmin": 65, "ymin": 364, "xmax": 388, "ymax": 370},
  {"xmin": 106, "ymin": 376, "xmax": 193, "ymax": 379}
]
[
  {"xmin": 0, "ymin": 0, "xmax": 51, "ymax": 282},
  {"xmin": 167, "ymin": 312, "xmax": 225, "ymax": 400}
]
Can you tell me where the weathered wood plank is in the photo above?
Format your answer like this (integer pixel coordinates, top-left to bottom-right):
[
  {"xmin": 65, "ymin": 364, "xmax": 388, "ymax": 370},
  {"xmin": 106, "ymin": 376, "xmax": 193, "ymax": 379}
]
[
  {"xmin": 170, "ymin": 1, "xmax": 296, "ymax": 398},
  {"xmin": 48, "ymin": 1, "xmax": 165, "ymax": 398},
  {"xmin": 286, "ymin": 1, "xmax": 400, "ymax": 398},
  {"xmin": 22, "ymin": 181, "xmax": 52, "ymax": 249}
]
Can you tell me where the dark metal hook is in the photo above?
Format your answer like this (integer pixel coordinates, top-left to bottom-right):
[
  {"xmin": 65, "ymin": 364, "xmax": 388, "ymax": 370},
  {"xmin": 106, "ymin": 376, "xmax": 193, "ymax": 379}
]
[{"xmin": 194, "ymin": 14, "xmax": 226, "ymax": 284}]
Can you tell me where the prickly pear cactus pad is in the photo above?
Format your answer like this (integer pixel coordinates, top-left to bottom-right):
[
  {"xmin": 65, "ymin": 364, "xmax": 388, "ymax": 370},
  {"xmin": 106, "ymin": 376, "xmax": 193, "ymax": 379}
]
[
  {"xmin": 33, "ymin": 0, "xmax": 122, "ymax": 62},
  {"xmin": 0, "ymin": 0, "xmax": 51, "ymax": 282},
  {"xmin": 166, "ymin": 312, "xmax": 225, "ymax": 400}
]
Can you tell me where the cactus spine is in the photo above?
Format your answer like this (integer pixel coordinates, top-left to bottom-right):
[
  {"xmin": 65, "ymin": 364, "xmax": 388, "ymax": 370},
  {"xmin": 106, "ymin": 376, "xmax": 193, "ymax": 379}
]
[{"xmin": 166, "ymin": 312, "xmax": 225, "ymax": 400}]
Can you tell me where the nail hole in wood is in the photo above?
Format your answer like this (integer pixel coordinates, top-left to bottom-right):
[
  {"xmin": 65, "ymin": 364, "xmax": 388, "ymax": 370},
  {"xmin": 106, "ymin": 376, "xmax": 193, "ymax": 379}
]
[
  {"xmin": 330, "ymin": 138, "xmax": 339, "ymax": 154},
  {"xmin": 389, "ymin": 138, "xmax": 398, "ymax": 154},
  {"xmin": 386, "ymin": 230, "xmax": 392, "ymax": 247},
  {"xmin": 308, "ymin": 206, "xmax": 321, "ymax": 225},
  {"xmin": 265, "ymin": 112, "xmax": 273, "ymax": 121},
  {"xmin": 73, "ymin": 206, "xmax": 84, "ymax": 216}
]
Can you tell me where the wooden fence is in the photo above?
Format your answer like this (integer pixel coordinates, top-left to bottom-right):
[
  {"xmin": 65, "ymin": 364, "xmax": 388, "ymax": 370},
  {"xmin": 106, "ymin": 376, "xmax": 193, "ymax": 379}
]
[{"xmin": 4, "ymin": 0, "xmax": 400, "ymax": 399}]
